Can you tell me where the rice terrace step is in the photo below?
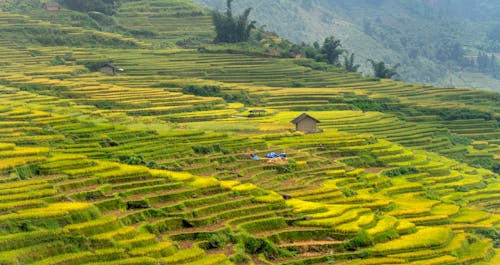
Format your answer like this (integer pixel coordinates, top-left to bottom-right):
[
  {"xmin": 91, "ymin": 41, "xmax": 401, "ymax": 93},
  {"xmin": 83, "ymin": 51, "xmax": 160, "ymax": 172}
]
[{"xmin": 0, "ymin": 0, "xmax": 498, "ymax": 264}]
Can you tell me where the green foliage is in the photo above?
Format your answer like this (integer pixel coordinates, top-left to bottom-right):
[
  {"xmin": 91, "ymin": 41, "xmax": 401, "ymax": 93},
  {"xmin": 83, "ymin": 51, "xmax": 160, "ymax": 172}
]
[
  {"xmin": 239, "ymin": 233, "xmax": 291, "ymax": 260},
  {"xmin": 182, "ymin": 84, "xmax": 221, "ymax": 97},
  {"xmin": 264, "ymin": 162, "xmax": 297, "ymax": 174},
  {"xmin": 415, "ymin": 106, "xmax": 493, "ymax": 121},
  {"xmin": 117, "ymin": 154, "xmax": 162, "ymax": 169},
  {"xmin": 181, "ymin": 84, "xmax": 256, "ymax": 105},
  {"xmin": 368, "ymin": 59, "xmax": 400, "ymax": 79},
  {"xmin": 487, "ymin": 25, "xmax": 500, "ymax": 43},
  {"xmin": 321, "ymin": 36, "xmax": 344, "ymax": 66},
  {"xmin": 49, "ymin": 55, "xmax": 66, "ymax": 66},
  {"xmin": 341, "ymin": 155, "xmax": 385, "ymax": 167},
  {"xmin": 340, "ymin": 188, "xmax": 357, "ymax": 197},
  {"xmin": 343, "ymin": 53, "xmax": 360, "ymax": 72},
  {"xmin": 15, "ymin": 164, "xmax": 39, "ymax": 180},
  {"xmin": 473, "ymin": 228, "xmax": 500, "ymax": 248},
  {"xmin": 229, "ymin": 251, "xmax": 250, "ymax": 263},
  {"xmin": 346, "ymin": 229, "xmax": 373, "ymax": 250},
  {"xmin": 192, "ymin": 143, "xmax": 228, "ymax": 154},
  {"xmin": 212, "ymin": 0, "xmax": 256, "ymax": 43},
  {"xmin": 476, "ymin": 52, "xmax": 499, "ymax": 78},
  {"xmin": 77, "ymin": 60, "xmax": 111, "ymax": 72},
  {"xmin": 383, "ymin": 166, "xmax": 418, "ymax": 177},
  {"xmin": 372, "ymin": 229, "xmax": 399, "ymax": 243},
  {"xmin": 492, "ymin": 163, "xmax": 500, "ymax": 174},
  {"xmin": 207, "ymin": 231, "xmax": 232, "ymax": 249}
]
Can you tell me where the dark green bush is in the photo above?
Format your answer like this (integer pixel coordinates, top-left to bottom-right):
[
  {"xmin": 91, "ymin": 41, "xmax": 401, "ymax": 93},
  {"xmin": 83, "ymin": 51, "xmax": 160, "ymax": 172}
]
[
  {"xmin": 340, "ymin": 188, "xmax": 358, "ymax": 197},
  {"xmin": 383, "ymin": 166, "xmax": 418, "ymax": 177},
  {"xmin": 192, "ymin": 143, "xmax": 222, "ymax": 154},
  {"xmin": 207, "ymin": 231, "xmax": 231, "ymax": 249},
  {"xmin": 345, "ymin": 229, "xmax": 373, "ymax": 250}
]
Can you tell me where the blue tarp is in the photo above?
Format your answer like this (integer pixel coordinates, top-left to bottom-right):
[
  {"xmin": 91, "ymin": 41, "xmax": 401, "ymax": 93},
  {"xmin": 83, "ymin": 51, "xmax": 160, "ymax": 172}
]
[
  {"xmin": 251, "ymin": 153, "xmax": 260, "ymax": 160},
  {"xmin": 266, "ymin": 152, "xmax": 278, "ymax": 158},
  {"xmin": 266, "ymin": 152, "xmax": 286, "ymax": 158}
]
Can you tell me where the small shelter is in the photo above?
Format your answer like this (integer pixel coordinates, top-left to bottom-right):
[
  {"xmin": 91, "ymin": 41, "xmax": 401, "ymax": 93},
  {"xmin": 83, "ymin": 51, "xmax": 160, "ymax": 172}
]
[
  {"xmin": 42, "ymin": 2, "xmax": 60, "ymax": 11},
  {"xmin": 99, "ymin": 63, "xmax": 123, "ymax": 76},
  {"xmin": 291, "ymin": 113, "xmax": 320, "ymax": 133},
  {"xmin": 289, "ymin": 49, "xmax": 302, "ymax": 58}
]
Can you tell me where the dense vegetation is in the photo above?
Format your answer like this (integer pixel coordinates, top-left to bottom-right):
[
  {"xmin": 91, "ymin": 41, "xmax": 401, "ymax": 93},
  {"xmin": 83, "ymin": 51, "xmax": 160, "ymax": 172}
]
[
  {"xmin": 212, "ymin": 0, "xmax": 255, "ymax": 43},
  {"xmin": 0, "ymin": 0, "xmax": 498, "ymax": 264},
  {"xmin": 193, "ymin": 0, "xmax": 500, "ymax": 91}
]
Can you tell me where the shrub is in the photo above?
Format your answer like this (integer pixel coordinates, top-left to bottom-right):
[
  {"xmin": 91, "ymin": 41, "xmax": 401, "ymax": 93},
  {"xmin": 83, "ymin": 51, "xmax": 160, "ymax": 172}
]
[
  {"xmin": 192, "ymin": 144, "xmax": 222, "ymax": 154},
  {"xmin": 340, "ymin": 188, "xmax": 358, "ymax": 197},
  {"xmin": 181, "ymin": 84, "xmax": 257, "ymax": 105},
  {"xmin": 383, "ymin": 166, "xmax": 418, "ymax": 177},
  {"xmin": 240, "ymin": 233, "xmax": 283, "ymax": 260},
  {"xmin": 50, "ymin": 55, "xmax": 66, "ymax": 66},
  {"xmin": 212, "ymin": 0, "xmax": 256, "ymax": 43},
  {"xmin": 207, "ymin": 231, "xmax": 231, "ymax": 249},
  {"xmin": 345, "ymin": 229, "xmax": 373, "ymax": 250},
  {"xmin": 78, "ymin": 60, "xmax": 112, "ymax": 72}
]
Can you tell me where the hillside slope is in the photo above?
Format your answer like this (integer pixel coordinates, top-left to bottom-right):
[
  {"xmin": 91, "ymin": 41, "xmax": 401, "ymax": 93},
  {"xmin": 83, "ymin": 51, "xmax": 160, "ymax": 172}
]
[
  {"xmin": 0, "ymin": 0, "xmax": 498, "ymax": 264},
  {"xmin": 192, "ymin": 0, "xmax": 500, "ymax": 92}
]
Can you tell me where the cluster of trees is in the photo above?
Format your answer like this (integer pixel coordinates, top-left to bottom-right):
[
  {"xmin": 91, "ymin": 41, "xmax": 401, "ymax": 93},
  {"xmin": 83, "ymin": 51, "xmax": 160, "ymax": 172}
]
[
  {"xmin": 288, "ymin": 37, "xmax": 398, "ymax": 78},
  {"xmin": 488, "ymin": 26, "xmax": 500, "ymax": 43},
  {"xmin": 212, "ymin": 0, "xmax": 255, "ymax": 43},
  {"xmin": 435, "ymin": 40, "xmax": 467, "ymax": 66},
  {"xmin": 367, "ymin": 60, "xmax": 400, "ymax": 79},
  {"xmin": 181, "ymin": 84, "xmax": 255, "ymax": 105},
  {"xmin": 476, "ymin": 52, "xmax": 499, "ymax": 78},
  {"xmin": 57, "ymin": 0, "xmax": 121, "ymax": 15},
  {"xmin": 210, "ymin": 1, "xmax": 398, "ymax": 79}
]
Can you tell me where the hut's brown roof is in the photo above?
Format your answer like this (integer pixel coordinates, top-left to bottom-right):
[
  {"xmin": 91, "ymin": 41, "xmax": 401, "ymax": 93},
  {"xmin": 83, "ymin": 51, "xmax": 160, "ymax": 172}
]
[
  {"xmin": 43, "ymin": 2, "xmax": 60, "ymax": 8},
  {"xmin": 291, "ymin": 113, "xmax": 320, "ymax": 124}
]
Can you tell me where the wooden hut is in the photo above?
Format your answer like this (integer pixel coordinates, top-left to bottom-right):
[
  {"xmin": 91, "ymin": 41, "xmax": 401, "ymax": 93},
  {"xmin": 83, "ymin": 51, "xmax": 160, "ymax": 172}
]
[
  {"xmin": 99, "ymin": 63, "xmax": 123, "ymax": 76},
  {"xmin": 291, "ymin": 113, "xmax": 320, "ymax": 133},
  {"xmin": 42, "ymin": 2, "xmax": 60, "ymax": 11}
]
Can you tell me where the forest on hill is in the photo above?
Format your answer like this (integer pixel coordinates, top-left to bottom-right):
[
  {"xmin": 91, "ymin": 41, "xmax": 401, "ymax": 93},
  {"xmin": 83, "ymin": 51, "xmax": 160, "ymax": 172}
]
[
  {"xmin": 0, "ymin": 0, "xmax": 498, "ymax": 264},
  {"xmin": 193, "ymin": 0, "xmax": 500, "ymax": 92}
]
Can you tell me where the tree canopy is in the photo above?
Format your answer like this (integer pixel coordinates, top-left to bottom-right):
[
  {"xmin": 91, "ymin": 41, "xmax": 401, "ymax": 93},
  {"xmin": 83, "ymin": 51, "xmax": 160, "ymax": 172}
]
[
  {"xmin": 321, "ymin": 36, "xmax": 344, "ymax": 66},
  {"xmin": 368, "ymin": 59, "xmax": 400, "ymax": 79},
  {"xmin": 212, "ymin": 0, "xmax": 256, "ymax": 43},
  {"xmin": 344, "ymin": 53, "xmax": 360, "ymax": 72}
]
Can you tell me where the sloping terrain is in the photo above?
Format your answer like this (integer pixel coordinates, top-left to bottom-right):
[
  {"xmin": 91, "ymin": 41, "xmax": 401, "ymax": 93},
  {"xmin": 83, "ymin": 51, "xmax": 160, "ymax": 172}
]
[
  {"xmin": 0, "ymin": 0, "xmax": 498, "ymax": 264},
  {"xmin": 193, "ymin": 0, "xmax": 500, "ymax": 92}
]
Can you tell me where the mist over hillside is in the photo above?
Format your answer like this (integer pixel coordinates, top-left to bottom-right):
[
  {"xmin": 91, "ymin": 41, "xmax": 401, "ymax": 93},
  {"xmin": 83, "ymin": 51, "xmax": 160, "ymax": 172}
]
[{"xmin": 192, "ymin": 0, "xmax": 500, "ymax": 92}]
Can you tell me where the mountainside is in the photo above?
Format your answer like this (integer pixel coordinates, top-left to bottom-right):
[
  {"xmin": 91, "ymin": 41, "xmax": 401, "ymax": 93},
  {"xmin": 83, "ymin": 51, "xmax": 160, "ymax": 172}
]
[
  {"xmin": 193, "ymin": 0, "xmax": 500, "ymax": 92},
  {"xmin": 0, "ymin": 0, "xmax": 498, "ymax": 264}
]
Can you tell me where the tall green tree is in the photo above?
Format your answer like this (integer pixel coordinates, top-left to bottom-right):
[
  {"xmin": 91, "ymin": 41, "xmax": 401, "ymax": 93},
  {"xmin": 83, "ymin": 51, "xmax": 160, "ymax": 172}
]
[
  {"xmin": 368, "ymin": 59, "xmax": 400, "ymax": 79},
  {"xmin": 321, "ymin": 36, "xmax": 344, "ymax": 66},
  {"xmin": 343, "ymin": 53, "xmax": 360, "ymax": 72},
  {"xmin": 212, "ymin": 0, "xmax": 256, "ymax": 43}
]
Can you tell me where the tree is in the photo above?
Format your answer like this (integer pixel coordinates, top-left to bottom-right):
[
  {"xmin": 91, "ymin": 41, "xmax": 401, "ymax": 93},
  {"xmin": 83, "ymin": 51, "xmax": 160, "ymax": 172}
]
[
  {"xmin": 487, "ymin": 26, "xmax": 500, "ymax": 43},
  {"xmin": 490, "ymin": 54, "xmax": 499, "ymax": 78},
  {"xmin": 368, "ymin": 59, "xmax": 400, "ymax": 79},
  {"xmin": 477, "ymin": 52, "xmax": 490, "ymax": 71},
  {"xmin": 321, "ymin": 36, "xmax": 344, "ymax": 66},
  {"xmin": 212, "ymin": 0, "xmax": 256, "ymax": 43},
  {"xmin": 344, "ymin": 53, "xmax": 360, "ymax": 72}
]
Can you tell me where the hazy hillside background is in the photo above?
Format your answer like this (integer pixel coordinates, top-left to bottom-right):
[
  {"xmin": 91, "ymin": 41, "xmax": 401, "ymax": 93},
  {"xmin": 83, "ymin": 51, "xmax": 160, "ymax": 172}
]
[{"xmin": 192, "ymin": 0, "xmax": 500, "ymax": 92}]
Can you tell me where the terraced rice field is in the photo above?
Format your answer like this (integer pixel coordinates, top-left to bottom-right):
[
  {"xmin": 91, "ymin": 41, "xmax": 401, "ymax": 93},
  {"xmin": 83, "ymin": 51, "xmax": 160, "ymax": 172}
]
[{"xmin": 0, "ymin": 0, "xmax": 498, "ymax": 264}]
